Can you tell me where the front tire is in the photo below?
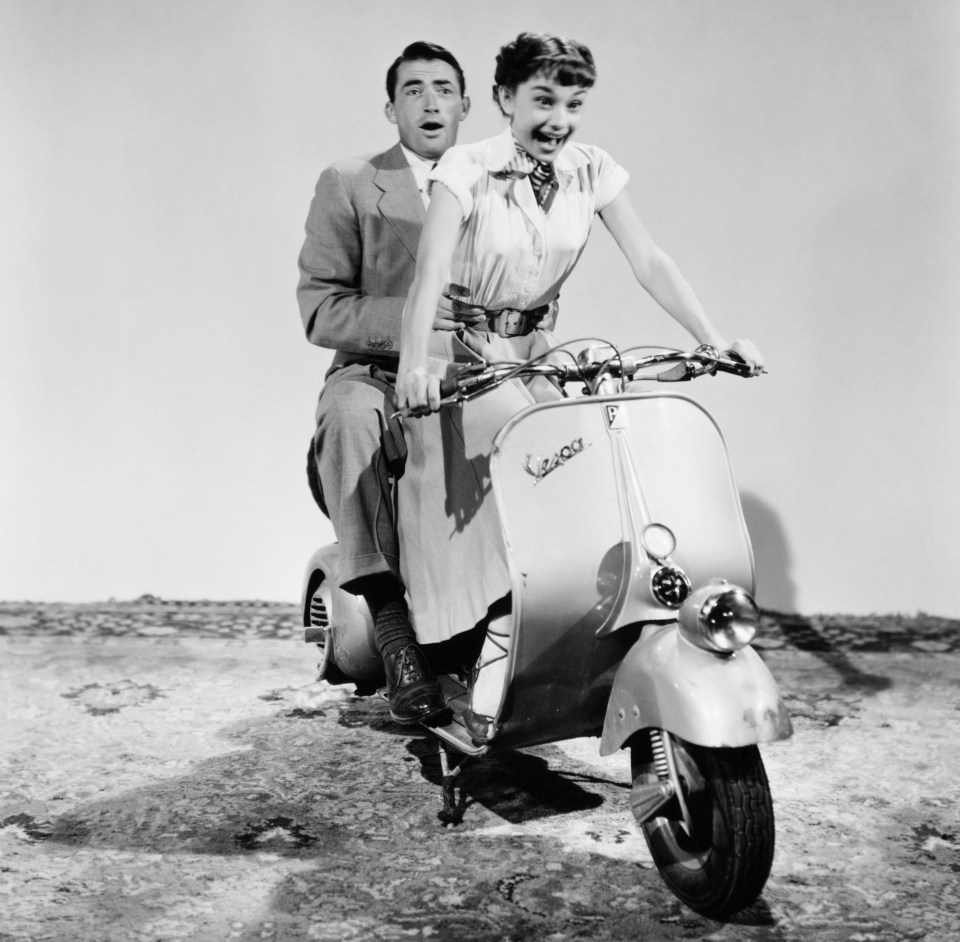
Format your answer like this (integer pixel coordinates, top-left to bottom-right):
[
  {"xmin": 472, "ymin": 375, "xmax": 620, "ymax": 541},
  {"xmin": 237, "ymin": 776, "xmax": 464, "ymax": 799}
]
[{"xmin": 632, "ymin": 734, "xmax": 774, "ymax": 918}]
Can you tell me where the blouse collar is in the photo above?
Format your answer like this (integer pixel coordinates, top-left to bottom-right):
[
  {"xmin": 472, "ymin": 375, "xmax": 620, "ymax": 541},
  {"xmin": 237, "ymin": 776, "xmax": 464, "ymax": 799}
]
[{"xmin": 489, "ymin": 126, "xmax": 589, "ymax": 180}]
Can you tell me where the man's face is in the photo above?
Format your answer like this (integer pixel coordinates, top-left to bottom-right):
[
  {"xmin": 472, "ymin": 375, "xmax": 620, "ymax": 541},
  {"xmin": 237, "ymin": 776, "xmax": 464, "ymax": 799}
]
[{"xmin": 385, "ymin": 58, "xmax": 469, "ymax": 161}]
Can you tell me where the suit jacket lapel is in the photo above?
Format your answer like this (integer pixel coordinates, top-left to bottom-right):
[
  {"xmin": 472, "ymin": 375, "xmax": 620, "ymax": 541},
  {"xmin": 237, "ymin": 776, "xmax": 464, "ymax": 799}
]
[{"xmin": 374, "ymin": 143, "xmax": 426, "ymax": 262}]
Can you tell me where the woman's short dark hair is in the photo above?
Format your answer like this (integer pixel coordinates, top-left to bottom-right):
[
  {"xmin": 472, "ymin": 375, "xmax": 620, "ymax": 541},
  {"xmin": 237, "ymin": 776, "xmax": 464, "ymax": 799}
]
[
  {"xmin": 492, "ymin": 32, "xmax": 596, "ymax": 114},
  {"xmin": 386, "ymin": 41, "xmax": 466, "ymax": 102}
]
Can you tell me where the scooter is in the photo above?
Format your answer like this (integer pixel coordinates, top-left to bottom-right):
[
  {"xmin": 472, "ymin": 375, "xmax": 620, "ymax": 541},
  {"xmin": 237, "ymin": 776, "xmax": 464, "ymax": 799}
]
[{"xmin": 301, "ymin": 342, "xmax": 793, "ymax": 918}]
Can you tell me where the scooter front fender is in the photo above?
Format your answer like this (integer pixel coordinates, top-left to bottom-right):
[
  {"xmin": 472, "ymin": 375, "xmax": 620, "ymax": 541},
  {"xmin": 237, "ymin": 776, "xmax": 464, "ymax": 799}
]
[{"xmin": 599, "ymin": 623, "xmax": 793, "ymax": 756}]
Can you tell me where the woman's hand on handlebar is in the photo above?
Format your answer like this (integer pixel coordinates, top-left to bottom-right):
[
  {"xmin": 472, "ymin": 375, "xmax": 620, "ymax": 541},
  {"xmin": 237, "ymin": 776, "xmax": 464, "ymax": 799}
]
[
  {"xmin": 396, "ymin": 367, "xmax": 442, "ymax": 417},
  {"xmin": 722, "ymin": 338, "xmax": 765, "ymax": 376}
]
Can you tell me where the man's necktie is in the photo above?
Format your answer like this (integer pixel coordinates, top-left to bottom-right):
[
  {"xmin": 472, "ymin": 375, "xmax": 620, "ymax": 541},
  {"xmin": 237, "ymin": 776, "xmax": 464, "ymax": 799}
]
[{"xmin": 421, "ymin": 162, "xmax": 438, "ymax": 207}]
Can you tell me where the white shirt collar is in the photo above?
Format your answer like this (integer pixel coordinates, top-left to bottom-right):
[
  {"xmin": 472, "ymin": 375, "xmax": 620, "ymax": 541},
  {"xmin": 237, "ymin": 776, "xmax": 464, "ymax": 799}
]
[{"xmin": 399, "ymin": 143, "xmax": 436, "ymax": 201}]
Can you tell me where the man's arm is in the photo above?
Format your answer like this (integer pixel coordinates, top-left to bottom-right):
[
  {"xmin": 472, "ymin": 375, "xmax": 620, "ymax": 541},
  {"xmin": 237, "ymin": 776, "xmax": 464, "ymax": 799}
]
[{"xmin": 297, "ymin": 165, "xmax": 405, "ymax": 356}]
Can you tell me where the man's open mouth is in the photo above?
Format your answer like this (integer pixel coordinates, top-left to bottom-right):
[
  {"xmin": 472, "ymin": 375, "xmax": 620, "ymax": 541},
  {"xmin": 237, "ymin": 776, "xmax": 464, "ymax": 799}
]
[{"xmin": 420, "ymin": 122, "xmax": 444, "ymax": 132}]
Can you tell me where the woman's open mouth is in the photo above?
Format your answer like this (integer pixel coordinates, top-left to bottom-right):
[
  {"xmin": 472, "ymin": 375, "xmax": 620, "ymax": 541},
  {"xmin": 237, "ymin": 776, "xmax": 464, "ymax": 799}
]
[{"xmin": 532, "ymin": 129, "xmax": 568, "ymax": 151}]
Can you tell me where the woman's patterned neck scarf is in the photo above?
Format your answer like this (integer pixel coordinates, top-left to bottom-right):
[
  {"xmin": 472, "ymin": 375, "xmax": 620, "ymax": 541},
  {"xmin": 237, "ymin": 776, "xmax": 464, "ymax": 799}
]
[{"xmin": 515, "ymin": 140, "xmax": 559, "ymax": 212}]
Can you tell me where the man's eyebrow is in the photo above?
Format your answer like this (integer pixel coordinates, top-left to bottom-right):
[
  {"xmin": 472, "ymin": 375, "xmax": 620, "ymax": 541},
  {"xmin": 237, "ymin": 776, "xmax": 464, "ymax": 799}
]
[{"xmin": 399, "ymin": 78, "xmax": 425, "ymax": 90}]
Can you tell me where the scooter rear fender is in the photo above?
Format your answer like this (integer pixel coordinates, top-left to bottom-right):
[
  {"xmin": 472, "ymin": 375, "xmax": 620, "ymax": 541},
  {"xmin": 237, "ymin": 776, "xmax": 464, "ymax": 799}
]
[
  {"xmin": 301, "ymin": 544, "xmax": 380, "ymax": 681},
  {"xmin": 599, "ymin": 623, "xmax": 793, "ymax": 756}
]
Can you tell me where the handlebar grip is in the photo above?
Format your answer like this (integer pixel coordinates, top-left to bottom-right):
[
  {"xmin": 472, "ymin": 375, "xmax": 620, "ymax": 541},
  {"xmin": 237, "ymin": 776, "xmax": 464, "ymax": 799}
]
[
  {"xmin": 438, "ymin": 375, "xmax": 459, "ymax": 399},
  {"xmin": 719, "ymin": 353, "xmax": 753, "ymax": 377}
]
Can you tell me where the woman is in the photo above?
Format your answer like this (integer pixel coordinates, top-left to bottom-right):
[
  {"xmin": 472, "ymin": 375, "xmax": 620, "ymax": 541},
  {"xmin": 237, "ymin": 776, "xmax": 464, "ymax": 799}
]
[{"xmin": 396, "ymin": 33, "xmax": 763, "ymax": 739}]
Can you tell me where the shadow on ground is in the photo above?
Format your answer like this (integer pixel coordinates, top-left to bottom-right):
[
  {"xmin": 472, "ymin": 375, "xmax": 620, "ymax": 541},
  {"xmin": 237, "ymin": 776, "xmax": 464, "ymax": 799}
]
[{"xmin": 14, "ymin": 695, "xmax": 725, "ymax": 941}]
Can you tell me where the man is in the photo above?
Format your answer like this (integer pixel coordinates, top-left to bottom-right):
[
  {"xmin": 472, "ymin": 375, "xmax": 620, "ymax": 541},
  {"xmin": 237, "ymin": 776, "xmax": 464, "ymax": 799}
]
[{"xmin": 297, "ymin": 42, "xmax": 477, "ymax": 725}]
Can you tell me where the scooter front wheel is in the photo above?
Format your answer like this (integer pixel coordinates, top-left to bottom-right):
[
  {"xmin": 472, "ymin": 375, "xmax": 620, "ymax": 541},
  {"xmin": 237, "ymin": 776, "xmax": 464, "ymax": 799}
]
[{"xmin": 631, "ymin": 735, "xmax": 774, "ymax": 918}]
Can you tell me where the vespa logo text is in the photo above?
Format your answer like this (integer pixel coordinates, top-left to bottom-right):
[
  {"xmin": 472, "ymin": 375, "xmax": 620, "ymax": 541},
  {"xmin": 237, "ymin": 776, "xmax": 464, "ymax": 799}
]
[{"xmin": 524, "ymin": 437, "xmax": 586, "ymax": 483}]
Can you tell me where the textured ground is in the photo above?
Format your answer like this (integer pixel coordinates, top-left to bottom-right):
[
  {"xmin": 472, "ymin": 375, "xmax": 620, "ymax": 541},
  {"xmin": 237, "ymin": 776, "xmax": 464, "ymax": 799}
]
[{"xmin": 1, "ymin": 600, "xmax": 958, "ymax": 942}]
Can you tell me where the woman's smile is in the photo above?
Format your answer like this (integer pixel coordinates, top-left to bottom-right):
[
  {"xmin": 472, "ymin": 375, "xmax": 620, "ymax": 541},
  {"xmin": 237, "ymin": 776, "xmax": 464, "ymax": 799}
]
[
  {"xmin": 531, "ymin": 128, "xmax": 569, "ymax": 153},
  {"xmin": 499, "ymin": 70, "xmax": 589, "ymax": 163}
]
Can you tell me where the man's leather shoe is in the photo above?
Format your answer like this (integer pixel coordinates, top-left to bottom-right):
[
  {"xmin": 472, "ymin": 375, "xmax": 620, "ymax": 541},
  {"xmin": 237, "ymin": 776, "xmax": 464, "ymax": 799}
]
[{"xmin": 384, "ymin": 644, "xmax": 449, "ymax": 725}]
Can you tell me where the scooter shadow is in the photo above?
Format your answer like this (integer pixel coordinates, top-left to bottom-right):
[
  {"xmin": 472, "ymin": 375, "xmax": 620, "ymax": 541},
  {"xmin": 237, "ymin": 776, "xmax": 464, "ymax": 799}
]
[
  {"xmin": 723, "ymin": 897, "xmax": 779, "ymax": 927},
  {"xmin": 760, "ymin": 611, "xmax": 893, "ymax": 693},
  {"xmin": 403, "ymin": 736, "xmax": 622, "ymax": 826},
  {"xmin": 332, "ymin": 688, "xmax": 625, "ymax": 825}
]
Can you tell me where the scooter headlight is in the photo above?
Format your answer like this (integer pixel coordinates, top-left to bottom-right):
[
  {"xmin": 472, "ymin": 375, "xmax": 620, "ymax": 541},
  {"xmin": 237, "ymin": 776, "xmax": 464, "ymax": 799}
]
[{"xmin": 679, "ymin": 583, "xmax": 760, "ymax": 654}]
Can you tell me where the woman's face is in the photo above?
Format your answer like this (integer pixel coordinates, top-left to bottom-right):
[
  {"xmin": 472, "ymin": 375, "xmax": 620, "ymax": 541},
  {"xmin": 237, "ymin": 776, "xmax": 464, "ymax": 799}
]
[{"xmin": 499, "ymin": 70, "xmax": 589, "ymax": 163}]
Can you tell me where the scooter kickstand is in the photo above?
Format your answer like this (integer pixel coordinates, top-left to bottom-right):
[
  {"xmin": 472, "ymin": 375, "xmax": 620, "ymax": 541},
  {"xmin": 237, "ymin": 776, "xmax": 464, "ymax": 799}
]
[{"xmin": 437, "ymin": 741, "xmax": 469, "ymax": 826}]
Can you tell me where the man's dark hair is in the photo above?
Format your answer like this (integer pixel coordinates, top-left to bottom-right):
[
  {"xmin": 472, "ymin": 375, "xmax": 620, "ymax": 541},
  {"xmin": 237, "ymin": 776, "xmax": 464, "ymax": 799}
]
[
  {"xmin": 492, "ymin": 32, "xmax": 596, "ymax": 115},
  {"xmin": 386, "ymin": 41, "xmax": 466, "ymax": 102}
]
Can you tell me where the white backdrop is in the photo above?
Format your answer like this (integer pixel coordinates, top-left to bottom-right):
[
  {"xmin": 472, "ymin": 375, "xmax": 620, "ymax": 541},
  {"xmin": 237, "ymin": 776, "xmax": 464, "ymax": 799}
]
[{"xmin": 2, "ymin": 0, "xmax": 958, "ymax": 616}]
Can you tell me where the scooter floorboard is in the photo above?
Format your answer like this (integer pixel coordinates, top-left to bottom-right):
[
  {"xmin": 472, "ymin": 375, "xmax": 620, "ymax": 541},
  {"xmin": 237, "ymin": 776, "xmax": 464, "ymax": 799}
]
[
  {"xmin": 426, "ymin": 675, "xmax": 489, "ymax": 756},
  {"xmin": 375, "ymin": 675, "xmax": 489, "ymax": 756}
]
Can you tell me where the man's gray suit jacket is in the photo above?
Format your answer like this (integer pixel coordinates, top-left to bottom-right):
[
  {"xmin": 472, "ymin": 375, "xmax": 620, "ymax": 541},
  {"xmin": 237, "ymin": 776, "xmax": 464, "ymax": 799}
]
[{"xmin": 297, "ymin": 142, "xmax": 426, "ymax": 377}]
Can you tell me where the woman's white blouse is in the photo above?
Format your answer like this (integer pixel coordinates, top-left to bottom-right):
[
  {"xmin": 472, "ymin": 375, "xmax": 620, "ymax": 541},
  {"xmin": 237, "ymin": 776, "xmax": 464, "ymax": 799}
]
[{"xmin": 428, "ymin": 128, "xmax": 629, "ymax": 313}]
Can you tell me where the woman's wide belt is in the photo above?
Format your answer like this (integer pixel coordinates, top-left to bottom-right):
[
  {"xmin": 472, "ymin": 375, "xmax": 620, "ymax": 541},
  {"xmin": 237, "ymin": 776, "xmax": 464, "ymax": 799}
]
[{"xmin": 482, "ymin": 303, "xmax": 551, "ymax": 338}]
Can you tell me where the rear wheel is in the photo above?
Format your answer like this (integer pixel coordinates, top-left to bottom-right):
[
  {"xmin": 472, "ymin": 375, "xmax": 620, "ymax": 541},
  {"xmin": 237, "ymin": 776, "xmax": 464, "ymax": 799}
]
[{"xmin": 631, "ymin": 733, "xmax": 774, "ymax": 917}]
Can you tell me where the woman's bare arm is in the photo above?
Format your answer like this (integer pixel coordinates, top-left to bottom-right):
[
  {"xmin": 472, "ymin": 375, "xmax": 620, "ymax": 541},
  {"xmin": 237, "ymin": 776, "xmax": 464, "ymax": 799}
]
[
  {"xmin": 397, "ymin": 184, "xmax": 465, "ymax": 413},
  {"xmin": 600, "ymin": 189, "xmax": 763, "ymax": 371}
]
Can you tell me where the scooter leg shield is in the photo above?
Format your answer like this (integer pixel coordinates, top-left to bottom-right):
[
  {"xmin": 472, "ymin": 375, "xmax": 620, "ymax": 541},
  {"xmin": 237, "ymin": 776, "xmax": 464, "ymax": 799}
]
[{"xmin": 599, "ymin": 624, "xmax": 792, "ymax": 756}]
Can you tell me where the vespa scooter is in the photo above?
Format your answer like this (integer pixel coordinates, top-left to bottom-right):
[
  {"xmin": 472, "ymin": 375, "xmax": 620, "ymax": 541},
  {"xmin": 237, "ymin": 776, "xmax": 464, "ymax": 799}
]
[{"xmin": 301, "ymin": 342, "xmax": 793, "ymax": 918}]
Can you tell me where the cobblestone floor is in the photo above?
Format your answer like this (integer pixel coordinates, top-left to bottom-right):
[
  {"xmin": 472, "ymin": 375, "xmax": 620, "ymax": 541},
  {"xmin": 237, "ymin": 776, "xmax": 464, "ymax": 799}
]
[
  {"xmin": 1, "ymin": 597, "xmax": 957, "ymax": 652},
  {"xmin": 1, "ymin": 601, "xmax": 958, "ymax": 942}
]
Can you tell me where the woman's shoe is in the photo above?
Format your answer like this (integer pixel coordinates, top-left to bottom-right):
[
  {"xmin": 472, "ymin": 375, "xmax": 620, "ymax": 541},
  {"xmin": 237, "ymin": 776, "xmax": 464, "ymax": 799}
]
[{"xmin": 462, "ymin": 707, "xmax": 496, "ymax": 745}]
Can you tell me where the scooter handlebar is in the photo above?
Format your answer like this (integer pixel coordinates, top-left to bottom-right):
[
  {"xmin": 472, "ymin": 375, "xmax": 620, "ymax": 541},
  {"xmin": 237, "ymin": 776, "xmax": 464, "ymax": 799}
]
[
  {"xmin": 713, "ymin": 351, "xmax": 754, "ymax": 378},
  {"xmin": 436, "ymin": 344, "xmax": 760, "ymax": 403},
  {"xmin": 438, "ymin": 375, "xmax": 459, "ymax": 399}
]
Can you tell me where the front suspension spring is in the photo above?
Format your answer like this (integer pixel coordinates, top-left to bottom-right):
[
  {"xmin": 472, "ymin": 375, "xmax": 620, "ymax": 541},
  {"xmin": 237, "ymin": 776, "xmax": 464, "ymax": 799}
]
[{"xmin": 650, "ymin": 728, "xmax": 670, "ymax": 782}]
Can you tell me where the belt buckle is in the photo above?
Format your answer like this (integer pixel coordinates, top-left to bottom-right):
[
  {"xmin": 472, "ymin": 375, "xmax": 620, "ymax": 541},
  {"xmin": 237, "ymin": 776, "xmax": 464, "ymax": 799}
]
[{"xmin": 498, "ymin": 309, "xmax": 524, "ymax": 338}]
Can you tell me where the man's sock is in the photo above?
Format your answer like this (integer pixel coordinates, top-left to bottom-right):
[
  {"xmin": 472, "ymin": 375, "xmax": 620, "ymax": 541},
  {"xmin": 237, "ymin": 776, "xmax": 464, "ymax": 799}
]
[
  {"xmin": 372, "ymin": 598, "xmax": 418, "ymax": 658},
  {"xmin": 362, "ymin": 580, "xmax": 417, "ymax": 658}
]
